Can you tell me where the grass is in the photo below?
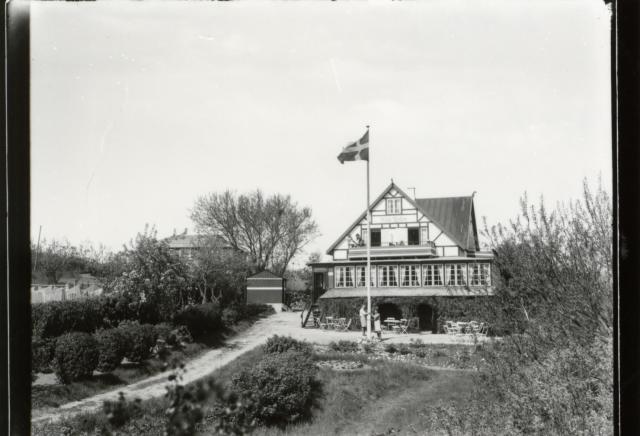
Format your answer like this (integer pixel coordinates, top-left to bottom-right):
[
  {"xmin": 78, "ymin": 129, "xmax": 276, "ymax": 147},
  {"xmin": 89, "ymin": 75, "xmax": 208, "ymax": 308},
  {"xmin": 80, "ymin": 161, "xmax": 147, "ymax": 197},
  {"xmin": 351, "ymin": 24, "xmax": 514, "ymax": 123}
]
[
  {"xmin": 248, "ymin": 361, "xmax": 474, "ymax": 436},
  {"xmin": 32, "ymin": 342, "xmax": 480, "ymax": 436}
]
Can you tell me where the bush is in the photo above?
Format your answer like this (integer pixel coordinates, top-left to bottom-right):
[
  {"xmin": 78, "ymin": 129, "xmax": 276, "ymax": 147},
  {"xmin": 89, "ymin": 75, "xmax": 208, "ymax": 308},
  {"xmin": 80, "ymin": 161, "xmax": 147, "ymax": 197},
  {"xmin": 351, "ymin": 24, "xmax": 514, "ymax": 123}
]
[
  {"xmin": 94, "ymin": 328, "xmax": 128, "ymax": 372},
  {"xmin": 328, "ymin": 340, "xmax": 359, "ymax": 353},
  {"xmin": 174, "ymin": 303, "xmax": 223, "ymax": 340},
  {"xmin": 53, "ymin": 332, "xmax": 100, "ymax": 383},
  {"xmin": 153, "ymin": 322, "xmax": 174, "ymax": 344},
  {"xmin": 32, "ymin": 337, "xmax": 57, "ymax": 373},
  {"xmin": 32, "ymin": 300, "xmax": 102, "ymax": 338},
  {"xmin": 263, "ymin": 335, "xmax": 313, "ymax": 355},
  {"xmin": 221, "ymin": 307, "xmax": 240, "ymax": 327},
  {"xmin": 118, "ymin": 321, "xmax": 157, "ymax": 363},
  {"xmin": 231, "ymin": 351, "xmax": 319, "ymax": 427},
  {"xmin": 384, "ymin": 343, "xmax": 398, "ymax": 354}
]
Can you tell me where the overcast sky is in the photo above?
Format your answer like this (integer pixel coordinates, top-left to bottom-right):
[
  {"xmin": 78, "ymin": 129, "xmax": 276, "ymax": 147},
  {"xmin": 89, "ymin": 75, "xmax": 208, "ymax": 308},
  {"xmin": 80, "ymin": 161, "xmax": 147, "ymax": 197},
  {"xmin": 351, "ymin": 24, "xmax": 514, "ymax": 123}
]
[{"xmin": 31, "ymin": 1, "xmax": 611, "ymax": 267}]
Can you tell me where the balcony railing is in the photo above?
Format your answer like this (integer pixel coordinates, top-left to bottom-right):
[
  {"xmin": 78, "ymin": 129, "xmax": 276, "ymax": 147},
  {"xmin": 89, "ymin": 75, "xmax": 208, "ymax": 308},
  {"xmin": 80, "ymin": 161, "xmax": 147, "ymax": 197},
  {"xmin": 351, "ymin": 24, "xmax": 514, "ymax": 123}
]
[{"xmin": 348, "ymin": 241, "xmax": 437, "ymax": 259}]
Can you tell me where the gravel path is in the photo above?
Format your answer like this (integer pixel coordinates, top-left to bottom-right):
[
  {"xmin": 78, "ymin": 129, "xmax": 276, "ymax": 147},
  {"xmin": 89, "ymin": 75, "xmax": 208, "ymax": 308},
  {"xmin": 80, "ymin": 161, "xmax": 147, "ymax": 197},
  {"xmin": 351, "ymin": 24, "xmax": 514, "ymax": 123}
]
[{"xmin": 32, "ymin": 311, "xmax": 486, "ymax": 424}]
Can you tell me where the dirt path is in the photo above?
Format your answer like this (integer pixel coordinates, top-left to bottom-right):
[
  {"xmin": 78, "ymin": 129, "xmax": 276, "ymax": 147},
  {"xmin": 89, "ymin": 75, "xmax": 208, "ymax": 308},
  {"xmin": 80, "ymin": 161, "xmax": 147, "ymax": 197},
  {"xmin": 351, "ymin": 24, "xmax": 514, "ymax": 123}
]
[
  {"xmin": 32, "ymin": 312, "xmax": 298, "ymax": 424},
  {"xmin": 32, "ymin": 311, "xmax": 486, "ymax": 424}
]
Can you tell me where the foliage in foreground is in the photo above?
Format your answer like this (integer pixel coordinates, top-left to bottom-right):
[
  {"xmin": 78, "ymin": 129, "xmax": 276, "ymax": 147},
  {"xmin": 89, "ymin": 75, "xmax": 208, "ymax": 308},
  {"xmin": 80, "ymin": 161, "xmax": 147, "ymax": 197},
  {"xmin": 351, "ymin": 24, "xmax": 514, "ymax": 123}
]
[
  {"xmin": 428, "ymin": 179, "xmax": 613, "ymax": 435},
  {"xmin": 263, "ymin": 335, "xmax": 313, "ymax": 355},
  {"xmin": 229, "ymin": 351, "xmax": 320, "ymax": 428}
]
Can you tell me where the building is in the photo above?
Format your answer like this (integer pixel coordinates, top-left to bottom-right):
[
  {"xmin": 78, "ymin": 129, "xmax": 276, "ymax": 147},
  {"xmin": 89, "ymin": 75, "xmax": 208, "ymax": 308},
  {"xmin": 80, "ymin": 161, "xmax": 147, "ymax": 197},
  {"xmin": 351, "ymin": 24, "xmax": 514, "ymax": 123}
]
[
  {"xmin": 166, "ymin": 231, "xmax": 234, "ymax": 261},
  {"xmin": 246, "ymin": 270, "xmax": 286, "ymax": 305},
  {"xmin": 309, "ymin": 181, "xmax": 494, "ymax": 332}
]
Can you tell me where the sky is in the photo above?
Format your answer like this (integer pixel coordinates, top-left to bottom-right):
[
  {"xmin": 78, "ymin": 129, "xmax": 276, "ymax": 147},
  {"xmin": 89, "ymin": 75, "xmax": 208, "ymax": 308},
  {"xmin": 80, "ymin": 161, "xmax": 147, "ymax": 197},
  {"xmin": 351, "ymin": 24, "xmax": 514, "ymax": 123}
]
[{"xmin": 31, "ymin": 0, "xmax": 612, "ymax": 267}]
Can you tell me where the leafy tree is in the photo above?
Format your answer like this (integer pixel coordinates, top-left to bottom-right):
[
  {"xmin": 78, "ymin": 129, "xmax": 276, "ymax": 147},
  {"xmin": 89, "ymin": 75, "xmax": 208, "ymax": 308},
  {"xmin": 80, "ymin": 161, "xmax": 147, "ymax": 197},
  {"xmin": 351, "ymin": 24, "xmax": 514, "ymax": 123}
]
[
  {"xmin": 32, "ymin": 238, "xmax": 79, "ymax": 284},
  {"xmin": 111, "ymin": 225, "xmax": 191, "ymax": 323},
  {"xmin": 188, "ymin": 235, "xmax": 252, "ymax": 304},
  {"xmin": 190, "ymin": 190, "xmax": 319, "ymax": 276},
  {"xmin": 427, "ymin": 178, "xmax": 613, "ymax": 435}
]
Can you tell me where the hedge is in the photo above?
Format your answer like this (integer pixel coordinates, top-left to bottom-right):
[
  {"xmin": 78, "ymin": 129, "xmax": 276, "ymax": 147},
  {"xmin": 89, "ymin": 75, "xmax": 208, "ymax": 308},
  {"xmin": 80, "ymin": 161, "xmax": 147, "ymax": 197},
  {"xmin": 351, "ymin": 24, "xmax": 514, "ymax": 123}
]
[
  {"xmin": 53, "ymin": 332, "xmax": 100, "ymax": 383},
  {"xmin": 95, "ymin": 328, "xmax": 128, "ymax": 372},
  {"xmin": 174, "ymin": 303, "xmax": 223, "ymax": 340},
  {"xmin": 118, "ymin": 321, "xmax": 157, "ymax": 363}
]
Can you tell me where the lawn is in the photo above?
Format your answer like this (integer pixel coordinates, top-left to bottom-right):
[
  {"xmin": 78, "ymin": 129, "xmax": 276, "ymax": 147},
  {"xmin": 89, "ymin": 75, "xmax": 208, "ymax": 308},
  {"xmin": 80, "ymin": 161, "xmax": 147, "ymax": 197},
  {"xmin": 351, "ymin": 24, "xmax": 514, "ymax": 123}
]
[{"xmin": 32, "ymin": 343, "xmax": 479, "ymax": 436}]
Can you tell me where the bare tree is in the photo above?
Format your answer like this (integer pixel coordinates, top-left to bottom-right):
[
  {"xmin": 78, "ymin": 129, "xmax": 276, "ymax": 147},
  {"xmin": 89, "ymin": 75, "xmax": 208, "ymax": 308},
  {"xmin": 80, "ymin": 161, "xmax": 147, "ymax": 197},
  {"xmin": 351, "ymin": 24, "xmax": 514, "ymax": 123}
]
[
  {"xmin": 32, "ymin": 238, "xmax": 78, "ymax": 284},
  {"xmin": 190, "ymin": 190, "xmax": 319, "ymax": 276}
]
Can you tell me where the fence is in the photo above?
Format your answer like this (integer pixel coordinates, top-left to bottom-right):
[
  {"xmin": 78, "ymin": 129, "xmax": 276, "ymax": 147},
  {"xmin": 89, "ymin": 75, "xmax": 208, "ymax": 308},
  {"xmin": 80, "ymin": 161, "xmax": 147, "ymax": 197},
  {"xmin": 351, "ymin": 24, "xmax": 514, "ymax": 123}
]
[{"xmin": 30, "ymin": 283, "xmax": 104, "ymax": 304}]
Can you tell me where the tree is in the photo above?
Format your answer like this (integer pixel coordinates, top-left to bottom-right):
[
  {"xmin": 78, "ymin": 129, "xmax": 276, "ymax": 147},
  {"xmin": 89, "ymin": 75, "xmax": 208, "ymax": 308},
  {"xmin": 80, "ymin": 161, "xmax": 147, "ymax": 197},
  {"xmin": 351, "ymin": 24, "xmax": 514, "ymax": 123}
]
[
  {"xmin": 190, "ymin": 190, "xmax": 319, "ymax": 276},
  {"xmin": 428, "ymin": 178, "xmax": 613, "ymax": 435},
  {"xmin": 111, "ymin": 225, "xmax": 191, "ymax": 323},
  {"xmin": 188, "ymin": 235, "xmax": 253, "ymax": 304},
  {"xmin": 32, "ymin": 238, "xmax": 79, "ymax": 284}
]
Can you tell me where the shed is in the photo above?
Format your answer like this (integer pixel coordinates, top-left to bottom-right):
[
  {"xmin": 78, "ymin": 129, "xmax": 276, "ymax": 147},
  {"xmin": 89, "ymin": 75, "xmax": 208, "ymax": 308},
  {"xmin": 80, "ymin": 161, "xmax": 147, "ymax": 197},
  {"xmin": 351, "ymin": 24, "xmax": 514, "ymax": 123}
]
[{"xmin": 246, "ymin": 270, "xmax": 285, "ymax": 304}]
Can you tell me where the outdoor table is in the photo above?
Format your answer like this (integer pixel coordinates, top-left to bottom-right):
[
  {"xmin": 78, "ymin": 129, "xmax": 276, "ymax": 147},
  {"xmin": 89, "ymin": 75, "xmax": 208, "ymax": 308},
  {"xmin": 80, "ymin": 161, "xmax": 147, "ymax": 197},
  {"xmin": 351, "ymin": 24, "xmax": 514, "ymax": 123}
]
[
  {"xmin": 326, "ymin": 316, "xmax": 334, "ymax": 329},
  {"xmin": 384, "ymin": 319, "xmax": 400, "ymax": 331},
  {"xmin": 457, "ymin": 322, "xmax": 470, "ymax": 334}
]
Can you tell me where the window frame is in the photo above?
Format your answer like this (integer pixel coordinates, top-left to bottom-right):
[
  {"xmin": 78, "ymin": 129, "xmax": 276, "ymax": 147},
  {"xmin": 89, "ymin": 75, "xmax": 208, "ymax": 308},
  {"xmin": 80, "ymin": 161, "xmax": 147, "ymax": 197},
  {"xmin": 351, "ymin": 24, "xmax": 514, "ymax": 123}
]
[
  {"xmin": 422, "ymin": 264, "xmax": 444, "ymax": 286},
  {"xmin": 334, "ymin": 266, "xmax": 355, "ymax": 288},
  {"xmin": 400, "ymin": 265, "xmax": 421, "ymax": 287},
  {"xmin": 386, "ymin": 198, "xmax": 402, "ymax": 215},
  {"xmin": 355, "ymin": 265, "xmax": 376, "ymax": 287},
  {"xmin": 378, "ymin": 265, "xmax": 398, "ymax": 287}
]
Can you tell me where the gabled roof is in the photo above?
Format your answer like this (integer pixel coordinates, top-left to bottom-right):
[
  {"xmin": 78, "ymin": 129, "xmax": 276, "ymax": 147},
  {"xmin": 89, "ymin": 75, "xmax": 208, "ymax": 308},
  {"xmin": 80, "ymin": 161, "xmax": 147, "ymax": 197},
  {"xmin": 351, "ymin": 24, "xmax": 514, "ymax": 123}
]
[
  {"xmin": 166, "ymin": 234, "xmax": 231, "ymax": 249},
  {"xmin": 415, "ymin": 197, "xmax": 478, "ymax": 252},
  {"xmin": 326, "ymin": 181, "xmax": 479, "ymax": 254},
  {"xmin": 248, "ymin": 270, "xmax": 283, "ymax": 279}
]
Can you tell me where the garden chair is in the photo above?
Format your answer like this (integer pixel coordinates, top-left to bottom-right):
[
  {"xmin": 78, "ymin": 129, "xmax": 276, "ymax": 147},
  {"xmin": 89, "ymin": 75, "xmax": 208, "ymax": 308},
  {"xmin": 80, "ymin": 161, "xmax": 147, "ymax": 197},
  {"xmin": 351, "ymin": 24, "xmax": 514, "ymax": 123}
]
[
  {"xmin": 478, "ymin": 322, "xmax": 489, "ymax": 337},
  {"xmin": 399, "ymin": 318, "xmax": 409, "ymax": 334},
  {"xmin": 339, "ymin": 318, "xmax": 352, "ymax": 332}
]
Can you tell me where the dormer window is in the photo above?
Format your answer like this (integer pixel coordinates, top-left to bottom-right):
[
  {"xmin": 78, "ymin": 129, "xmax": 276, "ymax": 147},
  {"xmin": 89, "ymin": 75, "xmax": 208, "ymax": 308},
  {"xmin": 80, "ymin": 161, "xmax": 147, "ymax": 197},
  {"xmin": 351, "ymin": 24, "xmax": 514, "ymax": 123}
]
[{"xmin": 386, "ymin": 198, "xmax": 401, "ymax": 214}]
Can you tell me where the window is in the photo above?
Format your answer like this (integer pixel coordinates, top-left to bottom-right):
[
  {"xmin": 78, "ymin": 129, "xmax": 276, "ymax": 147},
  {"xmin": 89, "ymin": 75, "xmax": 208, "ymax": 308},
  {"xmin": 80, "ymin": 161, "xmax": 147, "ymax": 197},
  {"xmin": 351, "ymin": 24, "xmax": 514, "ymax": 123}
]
[
  {"xmin": 386, "ymin": 198, "xmax": 401, "ymax": 214},
  {"xmin": 371, "ymin": 229, "xmax": 381, "ymax": 247},
  {"xmin": 356, "ymin": 266, "xmax": 376, "ymax": 287},
  {"xmin": 422, "ymin": 264, "xmax": 444, "ymax": 286},
  {"xmin": 400, "ymin": 265, "xmax": 421, "ymax": 286},
  {"xmin": 378, "ymin": 265, "xmax": 398, "ymax": 287},
  {"xmin": 470, "ymin": 263, "xmax": 491, "ymax": 286},
  {"xmin": 446, "ymin": 264, "xmax": 467, "ymax": 286},
  {"xmin": 335, "ymin": 266, "xmax": 355, "ymax": 288},
  {"xmin": 408, "ymin": 228, "xmax": 420, "ymax": 246}
]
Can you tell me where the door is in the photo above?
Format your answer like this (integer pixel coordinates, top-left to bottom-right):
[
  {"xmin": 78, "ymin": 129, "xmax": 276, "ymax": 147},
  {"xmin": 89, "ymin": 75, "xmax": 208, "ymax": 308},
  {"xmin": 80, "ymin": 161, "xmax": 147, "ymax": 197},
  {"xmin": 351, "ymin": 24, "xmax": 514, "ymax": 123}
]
[
  {"xmin": 408, "ymin": 228, "xmax": 420, "ymax": 246},
  {"xmin": 313, "ymin": 272, "xmax": 325, "ymax": 301},
  {"xmin": 371, "ymin": 229, "xmax": 381, "ymax": 247}
]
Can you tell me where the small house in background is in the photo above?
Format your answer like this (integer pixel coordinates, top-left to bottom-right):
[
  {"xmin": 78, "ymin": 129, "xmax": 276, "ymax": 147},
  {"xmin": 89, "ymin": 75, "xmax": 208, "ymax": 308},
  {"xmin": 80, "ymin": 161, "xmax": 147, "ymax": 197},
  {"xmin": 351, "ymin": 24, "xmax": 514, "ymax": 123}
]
[{"xmin": 246, "ymin": 270, "xmax": 286, "ymax": 305}]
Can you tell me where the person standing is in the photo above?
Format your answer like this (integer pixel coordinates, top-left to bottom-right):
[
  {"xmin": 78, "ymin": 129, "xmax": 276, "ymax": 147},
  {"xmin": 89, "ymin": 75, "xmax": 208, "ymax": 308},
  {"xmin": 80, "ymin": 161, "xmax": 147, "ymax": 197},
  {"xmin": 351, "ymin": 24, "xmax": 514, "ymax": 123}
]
[
  {"xmin": 373, "ymin": 307, "xmax": 382, "ymax": 340},
  {"xmin": 359, "ymin": 304, "xmax": 369, "ymax": 336}
]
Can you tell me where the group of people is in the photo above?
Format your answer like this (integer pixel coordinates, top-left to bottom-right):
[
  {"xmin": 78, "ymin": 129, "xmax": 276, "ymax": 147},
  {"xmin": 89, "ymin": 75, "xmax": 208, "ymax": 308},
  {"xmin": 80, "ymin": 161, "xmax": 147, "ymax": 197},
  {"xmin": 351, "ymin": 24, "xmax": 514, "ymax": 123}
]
[{"xmin": 359, "ymin": 303, "xmax": 382, "ymax": 339}]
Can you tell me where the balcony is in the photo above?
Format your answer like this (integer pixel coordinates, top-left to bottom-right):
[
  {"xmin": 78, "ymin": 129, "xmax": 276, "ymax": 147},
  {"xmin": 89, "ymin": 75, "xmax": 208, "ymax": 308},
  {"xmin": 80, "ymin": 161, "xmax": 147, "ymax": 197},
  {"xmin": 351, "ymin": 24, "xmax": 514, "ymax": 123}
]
[{"xmin": 348, "ymin": 241, "xmax": 437, "ymax": 260}]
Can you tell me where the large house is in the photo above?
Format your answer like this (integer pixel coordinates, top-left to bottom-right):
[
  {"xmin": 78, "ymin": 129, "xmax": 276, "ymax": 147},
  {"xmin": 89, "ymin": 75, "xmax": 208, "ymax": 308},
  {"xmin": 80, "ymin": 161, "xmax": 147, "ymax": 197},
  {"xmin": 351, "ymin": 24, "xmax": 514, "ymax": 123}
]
[{"xmin": 309, "ymin": 181, "xmax": 494, "ymax": 332}]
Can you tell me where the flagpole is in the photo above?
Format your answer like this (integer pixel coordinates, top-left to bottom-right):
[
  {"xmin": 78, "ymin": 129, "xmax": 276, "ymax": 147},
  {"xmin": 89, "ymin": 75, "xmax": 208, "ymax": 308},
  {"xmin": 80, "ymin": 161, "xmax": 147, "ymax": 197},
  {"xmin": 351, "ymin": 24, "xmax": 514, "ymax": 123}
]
[{"xmin": 365, "ymin": 125, "xmax": 372, "ymax": 339}]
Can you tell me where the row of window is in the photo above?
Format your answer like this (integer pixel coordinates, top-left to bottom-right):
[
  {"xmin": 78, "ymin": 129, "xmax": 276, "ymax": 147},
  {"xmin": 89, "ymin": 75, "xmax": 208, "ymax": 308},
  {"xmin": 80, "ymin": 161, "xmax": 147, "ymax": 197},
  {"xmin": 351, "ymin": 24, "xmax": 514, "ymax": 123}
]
[{"xmin": 334, "ymin": 264, "xmax": 491, "ymax": 288}]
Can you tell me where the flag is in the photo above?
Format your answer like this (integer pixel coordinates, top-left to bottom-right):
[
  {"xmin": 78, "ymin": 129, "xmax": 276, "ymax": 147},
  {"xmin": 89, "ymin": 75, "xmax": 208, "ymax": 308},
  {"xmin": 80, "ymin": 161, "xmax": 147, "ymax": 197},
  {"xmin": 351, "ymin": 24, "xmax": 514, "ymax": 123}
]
[{"xmin": 337, "ymin": 129, "xmax": 369, "ymax": 164}]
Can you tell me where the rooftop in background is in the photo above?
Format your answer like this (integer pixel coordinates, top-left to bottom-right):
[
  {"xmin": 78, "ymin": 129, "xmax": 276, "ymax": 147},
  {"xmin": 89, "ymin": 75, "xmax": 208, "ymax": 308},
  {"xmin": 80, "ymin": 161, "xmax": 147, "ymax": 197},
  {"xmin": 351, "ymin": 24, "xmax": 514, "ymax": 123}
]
[{"xmin": 165, "ymin": 233, "xmax": 232, "ymax": 250}]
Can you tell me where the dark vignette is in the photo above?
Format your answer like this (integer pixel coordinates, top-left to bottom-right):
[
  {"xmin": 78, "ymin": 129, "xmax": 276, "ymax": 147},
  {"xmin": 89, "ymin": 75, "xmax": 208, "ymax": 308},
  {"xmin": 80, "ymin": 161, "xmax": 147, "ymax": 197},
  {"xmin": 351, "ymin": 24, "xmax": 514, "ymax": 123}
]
[{"xmin": 5, "ymin": 1, "xmax": 31, "ymax": 435}]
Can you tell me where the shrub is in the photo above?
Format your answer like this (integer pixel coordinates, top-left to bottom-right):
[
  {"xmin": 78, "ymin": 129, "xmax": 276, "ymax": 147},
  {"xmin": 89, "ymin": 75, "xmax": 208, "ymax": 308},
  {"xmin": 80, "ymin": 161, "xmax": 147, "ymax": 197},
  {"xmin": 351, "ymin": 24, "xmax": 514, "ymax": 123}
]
[
  {"xmin": 361, "ymin": 342, "xmax": 375, "ymax": 354},
  {"xmin": 384, "ymin": 343, "xmax": 398, "ymax": 354},
  {"xmin": 118, "ymin": 321, "xmax": 157, "ymax": 363},
  {"xmin": 94, "ymin": 328, "xmax": 128, "ymax": 372},
  {"xmin": 399, "ymin": 345, "xmax": 411, "ymax": 355},
  {"xmin": 328, "ymin": 340, "xmax": 359, "ymax": 353},
  {"xmin": 263, "ymin": 335, "xmax": 313, "ymax": 355},
  {"xmin": 153, "ymin": 322, "xmax": 174, "ymax": 344},
  {"xmin": 221, "ymin": 307, "xmax": 240, "ymax": 327},
  {"xmin": 32, "ymin": 337, "xmax": 57, "ymax": 373},
  {"xmin": 32, "ymin": 300, "xmax": 102, "ymax": 338},
  {"xmin": 53, "ymin": 332, "xmax": 100, "ymax": 383},
  {"xmin": 174, "ymin": 303, "xmax": 223, "ymax": 340},
  {"xmin": 231, "ymin": 351, "xmax": 319, "ymax": 427}
]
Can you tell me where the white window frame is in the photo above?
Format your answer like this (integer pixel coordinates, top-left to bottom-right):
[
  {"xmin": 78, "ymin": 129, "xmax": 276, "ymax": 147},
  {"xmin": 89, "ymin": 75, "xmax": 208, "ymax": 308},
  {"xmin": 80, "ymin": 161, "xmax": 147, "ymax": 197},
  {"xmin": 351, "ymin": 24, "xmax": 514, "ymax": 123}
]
[
  {"xmin": 446, "ymin": 264, "xmax": 467, "ymax": 286},
  {"xmin": 378, "ymin": 265, "xmax": 398, "ymax": 287},
  {"xmin": 470, "ymin": 263, "xmax": 491, "ymax": 286},
  {"xmin": 386, "ymin": 198, "xmax": 402, "ymax": 215},
  {"xmin": 356, "ymin": 266, "xmax": 376, "ymax": 287},
  {"xmin": 335, "ymin": 266, "xmax": 355, "ymax": 288},
  {"xmin": 400, "ymin": 265, "xmax": 421, "ymax": 287},
  {"xmin": 422, "ymin": 264, "xmax": 444, "ymax": 286}
]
